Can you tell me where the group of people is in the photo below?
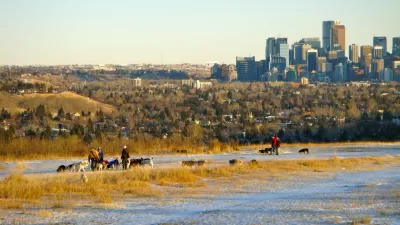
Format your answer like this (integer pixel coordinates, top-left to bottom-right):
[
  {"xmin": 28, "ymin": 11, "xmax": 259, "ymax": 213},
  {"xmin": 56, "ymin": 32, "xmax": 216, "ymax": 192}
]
[
  {"xmin": 271, "ymin": 134, "xmax": 281, "ymax": 155},
  {"xmin": 87, "ymin": 145, "xmax": 131, "ymax": 171}
]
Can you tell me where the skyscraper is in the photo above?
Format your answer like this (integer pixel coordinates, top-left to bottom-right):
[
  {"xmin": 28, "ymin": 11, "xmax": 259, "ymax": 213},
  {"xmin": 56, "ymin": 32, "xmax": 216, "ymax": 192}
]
[
  {"xmin": 307, "ymin": 49, "xmax": 318, "ymax": 72},
  {"xmin": 349, "ymin": 44, "xmax": 359, "ymax": 63},
  {"xmin": 236, "ymin": 57, "xmax": 257, "ymax": 81},
  {"xmin": 373, "ymin": 46, "xmax": 383, "ymax": 59},
  {"xmin": 393, "ymin": 37, "xmax": 400, "ymax": 56},
  {"xmin": 300, "ymin": 37, "xmax": 321, "ymax": 50},
  {"xmin": 317, "ymin": 57, "xmax": 327, "ymax": 72},
  {"xmin": 334, "ymin": 63, "xmax": 344, "ymax": 82},
  {"xmin": 360, "ymin": 45, "xmax": 373, "ymax": 68},
  {"xmin": 331, "ymin": 25, "xmax": 346, "ymax": 56},
  {"xmin": 371, "ymin": 59, "xmax": 384, "ymax": 80},
  {"xmin": 265, "ymin": 37, "xmax": 288, "ymax": 59},
  {"xmin": 322, "ymin": 20, "xmax": 340, "ymax": 52},
  {"xmin": 279, "ymin": 44, "xmax": 289, "ymax": 68},
  {"xmin": 373, "ymin": 36, "xmax": 387, "ymax": 57}
]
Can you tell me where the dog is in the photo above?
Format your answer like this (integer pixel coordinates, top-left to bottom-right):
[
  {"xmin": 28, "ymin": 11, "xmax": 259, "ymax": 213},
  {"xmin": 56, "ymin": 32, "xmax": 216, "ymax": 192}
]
[
  {"xmin": 70, "ymin": 160, "xmax": 89, "ymax": 172},
  {"xmin": 107, "ymin": 158, "xmax": 120, "ymax": 170},
  {"xmin": 57, "ymin": 165, "xmax": 66, "ymax": 173},
  {"xmin": 259, "ymin": 148, "xmax": 272, "ymax": 154},
  {"xmin": 81, "ymin": 173, "xmax": 88, "ymax": 183},
  {"xmin": 129, "ymin": 158, "xmax": 143, "ymax": 168},
  {"xmin": 248, "ymin": 159, "xmax": 259, "ymax": 166},
  {"xmin": 298, "ymin": 148, "xmax": 309, "ymax": 155},
  {"xmin": 66, "ymin": 163, "xmax": 74, "ymax": 171},
  {"xmin": 229, "ymin": 159, "xmax": 243, "ymax": 166},
  {"xmin": 95, "ymin": 162, "xmax": 105, "ymax": 171},
  {"xmin": 141, "ymin": 157, "xmax": 154, "ymax": 168}
]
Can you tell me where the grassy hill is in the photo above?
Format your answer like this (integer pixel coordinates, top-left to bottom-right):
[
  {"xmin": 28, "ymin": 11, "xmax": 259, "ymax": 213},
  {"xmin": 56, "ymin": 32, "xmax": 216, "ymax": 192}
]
[{"xmin": 0, "ymin": 91, "xmax": 116, "ymax": 115}]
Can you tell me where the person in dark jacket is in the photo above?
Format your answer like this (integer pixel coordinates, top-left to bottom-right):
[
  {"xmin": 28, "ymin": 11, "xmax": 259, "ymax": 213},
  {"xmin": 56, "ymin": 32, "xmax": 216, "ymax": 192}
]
[
  {"xmin": 276, "ymin": 136, "xmax": 281, "ymax": 155},
  {"xmin": 121, "ymin": 145, "xmax": 130, "ymax": 170},
  {"xmin": 98, "ymin": 147, "xmax": 104, "ymax": 162}
]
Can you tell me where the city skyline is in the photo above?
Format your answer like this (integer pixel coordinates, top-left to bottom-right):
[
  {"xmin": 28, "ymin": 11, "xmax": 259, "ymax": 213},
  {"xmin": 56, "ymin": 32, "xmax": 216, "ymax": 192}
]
[{"xmin": 0, "ymin": 0, "xmax": 399, "ymax": 65}]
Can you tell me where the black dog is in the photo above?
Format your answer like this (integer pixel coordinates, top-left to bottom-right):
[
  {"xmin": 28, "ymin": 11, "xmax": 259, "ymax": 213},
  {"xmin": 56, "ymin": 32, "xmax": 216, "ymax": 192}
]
[
  {"xmin": 66, "ymin": 164, "xmax": 74, "ymax": 171},
  {"xmin": 57, "ymin": 165, "xmax": 66, "ymax": 172},
  {"xmin": 298, "ymin": 148, "xmax": 309, "ymax": 154},
  {"xmin": 259, "ymin": 148, "xmax": 272, "ymax": 154}
]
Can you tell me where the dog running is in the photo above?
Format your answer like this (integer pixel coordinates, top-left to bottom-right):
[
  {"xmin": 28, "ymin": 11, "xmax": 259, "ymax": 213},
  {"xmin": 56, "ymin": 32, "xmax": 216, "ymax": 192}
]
[{"xmin": 298, "ymin": 148, "xmax": 309, "ymax": 155}]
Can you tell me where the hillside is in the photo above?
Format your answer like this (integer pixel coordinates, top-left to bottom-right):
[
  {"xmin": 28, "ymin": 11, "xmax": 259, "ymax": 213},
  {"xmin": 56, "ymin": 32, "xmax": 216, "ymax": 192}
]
[{"xmin": 0, "ymin": 91, "xmax": 116, "ymax": 114}]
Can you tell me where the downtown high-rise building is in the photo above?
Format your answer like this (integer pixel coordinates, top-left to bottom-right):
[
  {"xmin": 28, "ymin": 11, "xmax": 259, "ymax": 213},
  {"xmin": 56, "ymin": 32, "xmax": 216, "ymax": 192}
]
[
  {"xmin": 278, "ymin": 44, "xmax": 290, "ymax": 68},
  {"xmin": 331, "ymin": 25, "xmax": 346, "ymax": 56},
  {"xmin": 349, "ymin": 44, "xmax": 359, "ymax": 63},
  {"xmin": 371, "ymin": 58, "xmax": 384, "ymax": 80},
  {"xmin": 236, "ymin": 56, "xmax": 257, "ymax": 81},
  {"xmin": 373, "ymin": 46, "xmax": 383, "ymax": 59},
  {"xmin": 322, "ymin": 20, "xmax": 340, "ymax": 52},
  {"xmin": 300, "ymin": 37, "xmax": 321, "ymax": 50},
  {"xmin": 373, "ymin": 36, "xmax": 387, "ymax": 57},
  {"xmin": 393, "ymin": 37, "xmax": 400, "ymax": 56},
  {"xmin": 265, "ymin": 37, "xmax": 288, "ymax": 59},
  {"xmin": 360, "ymin": 45, "xmax": 373, "ymax": 68},
  {"xmin": 307, "ymin": 49, "xmax": 318, "ymax": 72}
]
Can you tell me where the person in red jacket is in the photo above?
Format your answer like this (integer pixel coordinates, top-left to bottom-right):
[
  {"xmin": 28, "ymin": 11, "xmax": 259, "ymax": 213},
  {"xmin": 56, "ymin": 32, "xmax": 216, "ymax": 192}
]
[{"xmin": 271, "ymin": 134, "xmax": 277, "ymax": 155}]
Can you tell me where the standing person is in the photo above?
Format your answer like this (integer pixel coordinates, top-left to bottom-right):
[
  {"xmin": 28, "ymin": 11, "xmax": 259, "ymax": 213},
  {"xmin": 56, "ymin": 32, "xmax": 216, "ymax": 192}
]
[
  {"xmin": 271, "ymin": 134, "xmax": 277, "ymax": 155},
  {"xmin": 276, "ymin": 136, "xmax": 281, "ymax": 155},
  {"xmin": 88, "ymin": 147, "xmax": 100, "ymax": 171},
  {"xmin": 121, "ymin": 145, "xmax": 130, "ymax": 170},
  {"xmin": 98, "ymin": 147, "xmax": 104, "ymax": 162}
]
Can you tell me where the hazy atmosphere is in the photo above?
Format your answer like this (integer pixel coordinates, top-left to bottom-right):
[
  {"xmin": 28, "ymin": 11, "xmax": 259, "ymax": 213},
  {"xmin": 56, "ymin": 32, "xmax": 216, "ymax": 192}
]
[{"xmin": 0, "ymin": 0, "xmax": 399, "ymax": 65}]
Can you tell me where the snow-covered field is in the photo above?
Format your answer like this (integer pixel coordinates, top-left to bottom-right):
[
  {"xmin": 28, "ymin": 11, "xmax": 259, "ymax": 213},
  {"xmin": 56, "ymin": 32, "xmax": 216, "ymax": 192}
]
[{"xmin": 1, "ymin": 144, "xmax": 399, "ymax": 224}]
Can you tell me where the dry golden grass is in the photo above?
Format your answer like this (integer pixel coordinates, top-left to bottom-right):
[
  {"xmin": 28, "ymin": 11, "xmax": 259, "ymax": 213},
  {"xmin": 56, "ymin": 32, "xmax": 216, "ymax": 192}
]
[
  {"xmin": 0, "ymin": 164, "xmax": 4, "ymax": 170},
  {"xmin": 0, "ymin": 91, "xmax": 116, "ymax": 114},
  {"xmin": 0, "ymin": 155, "xmax": 398, "ymax": 209}
]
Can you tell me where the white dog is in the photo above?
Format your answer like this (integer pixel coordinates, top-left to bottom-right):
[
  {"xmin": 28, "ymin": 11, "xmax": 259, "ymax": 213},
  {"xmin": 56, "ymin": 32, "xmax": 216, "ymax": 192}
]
[
  {"xmin": 95, "ymin": 162, "xmax": 104, "ymax": 171},
  {"xmin": 141, "ymin": 157, "xmax": 154, "ymax": 169},
  {"xmin": 70, "ymin": 160, "xmax": 89, "ymax": 172}
]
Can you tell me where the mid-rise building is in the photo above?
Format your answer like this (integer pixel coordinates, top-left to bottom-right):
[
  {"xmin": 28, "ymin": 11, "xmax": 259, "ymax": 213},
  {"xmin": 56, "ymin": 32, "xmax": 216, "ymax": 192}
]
[
  {"xmin": 382, "ymin": 68, "xmax": 393, "ymax": 82},
  {"xmin": 334, "ymin": 63, "xmax": 344, "ymax": 82},
  {"xmin": 317, "ymin": 57, "xmax": 327, "ymax": 72},
  {"xmin": 373, "ymin": 36, "xmax": 387, "ymax": 57},
  {"xmin": 349, "ymin": 44, "xmax": 359, "ymax": 63},
  {"xmin": 331, "ymin": 25, "xmax": 346, "ymax": 56},
  {"xmin": 322, "ymin": 20, "xmax": 340, "ymax": 52},
  {"xmin": 236, "ymin": 56, "xmax": 257, "ymax": 81},
  {"xmin": 300, "ymin": 37, "xmax": 321, "ymax": 50},
  {"xmin": 279, "ymin": 44, "xmax": 290, "ymax": 68},
  {"xmin": 269, "ymin": 56, "xmax": 286, "ymax": 72}
]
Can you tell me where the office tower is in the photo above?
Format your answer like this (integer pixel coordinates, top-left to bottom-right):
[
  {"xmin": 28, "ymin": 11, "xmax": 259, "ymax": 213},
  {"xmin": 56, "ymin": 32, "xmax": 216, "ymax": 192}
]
[
  {"xmin": 393, "ymin": 37, "xmax": 400, "ymax": 56},
  {"xmin": 322, "ymin": 20, "xmax": 340, "ymax": 52},
  {"xmin": 360, "ymin": 45, "xmax": 373, "ymax": 68},
  {"xmin": 317, "ymin": 57, "xmax": 327, "ymax": 72},
  {"xmin": 279, "ymin": 44, "xmax": 289, "ymax": 68},
  {"xmin": 334, "ymin": 63, "xmax": 344, "ymax": 82},
  {"xmin": 286, "ymin": 68, "xmax": 297, "ymax": 81},
  {"xmin": 331, "ymin": 25, "xmax": 346, "ymax": 55},
  {"xmin": 373, "ymin": 36, "xmax": 387, "ymax": 57},
  {"xmin": 372, "ymin": 59, "xmax": 384, "ymax": 80},
  {"xmin": 321, "ymin": 62, "xmax": 333, "ymax": 73},
  {"xmin": 301, "ymin": 44, "xmax": 312, "ymax": 64},
  {"xmin": 293, "ymin": 42, "xmax": 304, "ymax": 65},
  {"xmin": 382, "ymin": 68, "xmax": 393, "ymax": 82},
  {"xmin": 221, "ymin": 64, "xmax": 229, "ymax": 80},
  {"xmin": 227, "ymin": 64, "xmax": 237, "ymax": 81},
  {"xmin": 269, "ymin": 56, "xmax": 286, "ymax": 72},
  {"xmin": 307, "ymin": 49, "xmax": 318, "ymax": 72},
  {"xmin": 236, "ymin": 56, "xmax": 257, "ymax": 81},
  {"xmin": 289, "ymin": 49, "xmax": 294, "ymax": 65},
  {"xmin": 300, "ymin": 37, "xmax": 321, "ymax": 50},
  {"xmin": 328, "ymin": 50, "xmax": 338, "ymax": 60},
  {"xmin": 373, "ymin": 46, "xmax": 383, "ymax": 59},
  {"xmin": 349, "ymin": 44, "xmax": 359, "ymax": 63},
  {"xmin": 338, "ymin": 57, "xmax": 348, "ymax": 81},
  {"xmin": 265, "ymin": 37, "xmax": 288, "ymax": 59},
  {"xmin": 211, "ymin": 64, "xmax": 222, "ymax": 79},
  {"xmin": 336, "ymin": 50, "xmax": 345, "ymax": 58}
]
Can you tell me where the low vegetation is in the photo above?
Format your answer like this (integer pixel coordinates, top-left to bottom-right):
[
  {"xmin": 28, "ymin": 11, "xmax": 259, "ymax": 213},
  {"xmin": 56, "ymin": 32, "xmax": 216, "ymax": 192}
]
[{"xmin": 0, "ymin": 155, "xmax": 398, "ymax": 209}]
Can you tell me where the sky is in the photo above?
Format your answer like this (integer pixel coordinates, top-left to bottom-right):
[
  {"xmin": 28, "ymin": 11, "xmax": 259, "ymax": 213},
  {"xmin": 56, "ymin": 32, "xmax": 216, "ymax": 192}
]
[{"xmin": 0, "ymin": 0, "xmax": 399, "ymax": 65}]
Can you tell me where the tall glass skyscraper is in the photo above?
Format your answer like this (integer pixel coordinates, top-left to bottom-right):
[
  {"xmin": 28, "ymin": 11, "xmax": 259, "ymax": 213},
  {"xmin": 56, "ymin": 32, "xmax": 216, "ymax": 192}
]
[
  {"xmin": 307, "ymin": 49, "xmax": 318, "ymax": 72},
  {"xmin": 279, "ymin": 44, "xmax": 289, "ymax": 68},
  {"xmin": 373, "ymin": 36, "xmax": 387, "ymax": 57},
  {"xmin": 322, "ymin": 20, "xmax": 340, "ymax": 52},
  {"xmin": 265, "ymin": 37, "xmax": 288, "ymax": 59}
]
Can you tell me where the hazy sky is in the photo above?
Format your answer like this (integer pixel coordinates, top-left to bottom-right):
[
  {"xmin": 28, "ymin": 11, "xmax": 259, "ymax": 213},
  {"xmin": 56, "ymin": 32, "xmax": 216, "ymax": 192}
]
[{"xmin": 0, "ymin": 0, "xmax": 399, "ymax": 65}]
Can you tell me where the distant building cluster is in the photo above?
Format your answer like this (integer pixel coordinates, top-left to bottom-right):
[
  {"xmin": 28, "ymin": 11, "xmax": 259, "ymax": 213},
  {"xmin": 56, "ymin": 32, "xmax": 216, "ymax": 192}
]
[{"xmin": 208, "ymin": 20, "xmax": 400, "ymax": 84}]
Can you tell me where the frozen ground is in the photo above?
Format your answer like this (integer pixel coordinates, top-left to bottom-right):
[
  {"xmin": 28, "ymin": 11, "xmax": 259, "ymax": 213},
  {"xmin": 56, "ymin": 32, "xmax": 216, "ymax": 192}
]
[{"xmin": 0, "ymin": 145, "xmax": 399, "ymax": 224}]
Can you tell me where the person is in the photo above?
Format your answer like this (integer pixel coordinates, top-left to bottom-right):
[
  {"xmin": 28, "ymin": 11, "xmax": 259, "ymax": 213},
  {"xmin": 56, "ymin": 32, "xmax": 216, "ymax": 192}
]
[
  {"xmin": 88, "ymin": 147, "xmax": 100, "ymax": 171},
  {"xmin": 121, "ymin": 145, "xmax": 130, "ymax": 170},
  {"xmin": 276, "ymin": 136, "xmax": 281, "ymax": 155},
  {"xmin": 271, "ymin": 134, "xmax": 277, "ymax": 155},
  {"xmin": 98, "ymin": 147, "xmax": 104, "ymax": 162}
]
